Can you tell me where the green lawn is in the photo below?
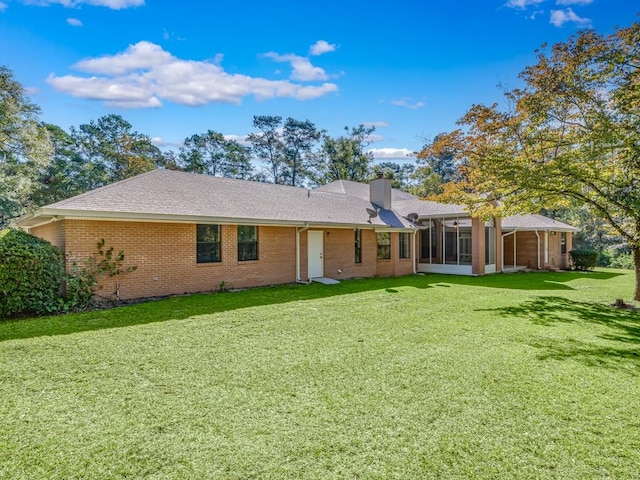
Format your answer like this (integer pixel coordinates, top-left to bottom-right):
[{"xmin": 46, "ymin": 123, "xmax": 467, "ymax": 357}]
[{"xmin": 1, "ymin": 269, "xmax": 639, "ymax": 479}]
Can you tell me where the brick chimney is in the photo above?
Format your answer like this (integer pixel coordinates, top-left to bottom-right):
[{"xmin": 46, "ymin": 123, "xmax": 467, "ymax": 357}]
[{"xmin": 369, "ymin": 174, "xmax": 392, "ymax": 210}]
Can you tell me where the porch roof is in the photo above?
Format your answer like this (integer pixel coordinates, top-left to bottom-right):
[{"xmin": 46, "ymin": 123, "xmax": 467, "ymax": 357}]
[{"xmin": 501, "ymin": 214, "xmax": 580, "ymax": 232}]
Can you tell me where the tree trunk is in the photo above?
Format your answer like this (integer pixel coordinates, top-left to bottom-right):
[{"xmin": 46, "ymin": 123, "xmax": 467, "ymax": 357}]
[{"xmin": 634, "ymin": 245, "xmax": 640, "ymax": 302}]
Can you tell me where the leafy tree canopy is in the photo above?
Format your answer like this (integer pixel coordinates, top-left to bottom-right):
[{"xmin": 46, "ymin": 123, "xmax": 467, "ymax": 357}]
[{"xmin": 424, "ymin": 20, "xmax": 640, "ymax": 299}]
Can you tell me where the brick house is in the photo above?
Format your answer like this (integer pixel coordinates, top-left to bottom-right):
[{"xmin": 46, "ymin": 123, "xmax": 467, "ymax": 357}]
[{"xmin": 17, "ymin": 169, "xmax": 579, "ymax": 300}]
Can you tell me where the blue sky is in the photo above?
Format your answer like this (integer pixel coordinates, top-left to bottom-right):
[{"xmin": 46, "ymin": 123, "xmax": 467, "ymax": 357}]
[{"xmin": 0, "ymin": 0, "xmax": 637, "ymax": 161}]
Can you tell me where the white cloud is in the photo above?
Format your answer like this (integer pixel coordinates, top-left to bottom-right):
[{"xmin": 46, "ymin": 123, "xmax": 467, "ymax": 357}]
[
  {"xmin": 74, "ymin": 41, "xmax": 172, "ymax": 75},
  {"xmin": 556, "ymin": 0, "xmax": 593, "ymax": 5},
  {"xmin": 367, "ymin": 148, "xmax": 415, "ymax": 160},
  {"xmin": 66, "ymin": 17, "xmax": 82, "ymax": 26},
  {"xmin": 389, "ymin": 98, "xmax": 425, "ymax": 110},
  {"xmin": 263, "ymin": 51, "xmax": 329, "ymax": 82},
  {"xmin": 505, "ymin": 0, "xmax": 544, "ymax": 9},
  {"xmin": 47, "ymin": 41, "xmax": 339, "ymax": 108},
  {"xmin": 363, "ymin": 121, "xmax": 389, "ymax": 128},
  {"xmin": 224, "ymin": 134, "xmax": 251, "ymax": 146},
  {"xmin": 24, "ymin": 0, "xmax": 144, "ymax": 9},
  {"xmin": 529, "ymin": 10, "xmax": 544, "ymax": 20},
  {"xmin": 550, "ymin": 8, "xmax": 591, "ymax": 27},
  {"xmin": 0, "ymin": 2, "xmax": 7, "ymax": 11},
  {"xmin": 309, "ymin": 40, "xmax": 336, "ymax": 56},
  {"xmin": 162, "ymin": 27, "xmax": 185, "ymax": 42},
  {"xmin": 151, "ymin": 137, "xmax": 182, "ymax": 148}
]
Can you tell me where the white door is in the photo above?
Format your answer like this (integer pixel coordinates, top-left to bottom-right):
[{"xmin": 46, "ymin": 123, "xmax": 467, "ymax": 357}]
[{"xmin": 308, "ymin": 231, "xmax": 324, "ymax": 278}]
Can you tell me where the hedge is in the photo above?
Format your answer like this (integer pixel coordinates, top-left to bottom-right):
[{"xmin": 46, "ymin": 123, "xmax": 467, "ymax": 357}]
[
  {"xmin": 569, "ymin": 249, "xmax": 599, "ymax": 271},
  {"xmin": 0, "ymin": 229, "xmax": 65, "ymax": 317}
]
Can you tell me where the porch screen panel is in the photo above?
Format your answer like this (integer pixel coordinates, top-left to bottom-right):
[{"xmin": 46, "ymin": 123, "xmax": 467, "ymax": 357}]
[
  {"xmin": 420, "ymin": 223, "xmax": 437, "ymax": 260},
  {"xmin": 485, "ymin": 227, "xmax": 496, "ymax": 265}
]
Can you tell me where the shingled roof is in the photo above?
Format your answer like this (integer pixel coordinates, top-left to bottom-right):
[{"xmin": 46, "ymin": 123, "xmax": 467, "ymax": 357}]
[
  {"xmin": 18, "ymin": 170, "xmax": 413, "ymax": 229},
  {"xmin": 18, "ymin": 170, "xmax": 579, "ymax": 234},
  {"xmin": 502, "ymin": 214, "xmax": 580, "ymax": 232}
]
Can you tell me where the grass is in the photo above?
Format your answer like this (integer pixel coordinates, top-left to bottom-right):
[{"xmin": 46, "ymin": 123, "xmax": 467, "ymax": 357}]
[{"xmin": 1, "ymin": 269, "xmax": 639, "ymax": 479}]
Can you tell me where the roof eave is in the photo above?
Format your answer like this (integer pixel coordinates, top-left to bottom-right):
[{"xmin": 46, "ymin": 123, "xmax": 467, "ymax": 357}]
[{"xmin": 17, "ymin": 208, "xmax": 415, "ymax": 231}]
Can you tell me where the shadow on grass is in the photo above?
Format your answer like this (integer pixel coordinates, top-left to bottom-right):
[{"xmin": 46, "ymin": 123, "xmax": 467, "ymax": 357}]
[
  {"xmin": 485, "ymin": 296, "xmax": 640, "ymax": 373},
  {"xmin": 0, "ymin": 270, "xmax": 629, "ymax": 343}
]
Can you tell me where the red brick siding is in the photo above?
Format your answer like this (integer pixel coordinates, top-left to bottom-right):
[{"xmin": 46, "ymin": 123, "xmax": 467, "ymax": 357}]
[
  {"xmin": 30, "ymin": 221, "xmax": 65, "ymax": 250},
  {"xmin": 61, "ymin": 220, "xmax": 296, "ymax": 300},
  {"xmin": 472, "ymin": 218, "xmax": 485, "ymax": 275},
  {"xmin": 503, "ymin": 231, "xmax": 573, "ymax": 270},
  {"xmin": 29, "ymin": 220, "xmax": 420, "ymax": 300},
  {"xmin": 300, "ymin": 228, "xmax": 413, "ymax": 281}
]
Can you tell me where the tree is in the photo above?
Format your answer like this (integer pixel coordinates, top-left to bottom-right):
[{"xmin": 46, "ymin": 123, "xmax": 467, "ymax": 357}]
[
  {"xmin": 282, "ymin": 118, "xmax": 322, "ymax": 186},
  {"xmin": 247, "ymin": 115, "xmax": 286, "ymax": 184},
  {"xmin": 411, "ymin": 132, "xmax": 461, "ymax": 197},
  {"xmin": 73, "ymin": 114, "xmax": 161, "ymax": 184},
  {"xmin": 0, "ymin": 66, "xmax": 52, "ymax": 225},
  {"xmin": 31, "ymin": 124, "xmax": 105, "ymax": 206},
  {"xmin": 372, "ymin": 162, "xmax": 414, "ymax": 190},
  {"xmin": 180, "ymin": 130, "xmax": 253, "ymax": 179},
  {"xmin": 314, "ymin": 124, "xmax": 375, "ymax": 184},
  {"xmin": 180, "ymin": 130, "xmax": 228, "ymax": 176},
  {"xmin": 223, "ymin": 140, "xmax": 253, "ymax": 179},
  {"xmin": 426, "ymin": 21, "xmax": 640, "ymax": 300}
]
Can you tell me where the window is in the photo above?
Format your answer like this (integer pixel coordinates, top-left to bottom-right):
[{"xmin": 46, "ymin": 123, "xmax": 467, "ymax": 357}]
[
  {"xmin": 238, "ymin": 225, "xmax": 258, "ymax": 261},
  {"xmin": 197, "ymin": 224, "xmax": 221, "ymax": 263},
  {"xmin": 560, "ymin": 232, "xmax": 567, "ymax": 254},
  {"xmin": 355, "ymin": 229, "xmax": 362, "ymax": 264},
  {"xmin": 399, "ymin": 232, "xmax": 410, "ymax": 259},
  {"xmin": 377, "ymin": 232, "xmax": 391, "ymax": 260}
]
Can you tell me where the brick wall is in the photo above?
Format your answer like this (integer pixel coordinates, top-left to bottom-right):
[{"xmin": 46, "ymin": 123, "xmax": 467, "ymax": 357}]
[
  {"xmin": 30, "ymin": 221, "xmax": 65, "ymax": 250},
  {"xmin": 29, "ymin": 220, "xmax": 420, "ymax": 300},
  {"xmin": 59, "ymin": 220, "xmax": 296, "ymax": 300},
  {"xmin": 301, "ymin": 228, "xmax": 413, "ymax": 281},
  {"xmin": 503, "ymin": 231, "xmax": 572, "ymax": 270},
  {"xmin": 472, "ymin": 218, "xmax": 485, "ymax": 275}
]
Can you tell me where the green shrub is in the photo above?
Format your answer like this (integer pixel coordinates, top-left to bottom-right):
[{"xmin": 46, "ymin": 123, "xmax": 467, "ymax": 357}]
[
  {"xmin": 608, "ymin": 252, "xmax": 634, "ymax": 269},
  {"xmin": 0, "ymin": 229, "xmax": 65, "ymax": 317},
  {"xmin": 65, "ymin": 239, "xmax": 137, "ymax": 310},
  {"xmin": 570, "ymin": 249, "xmax": 599, "ymax": 271}
]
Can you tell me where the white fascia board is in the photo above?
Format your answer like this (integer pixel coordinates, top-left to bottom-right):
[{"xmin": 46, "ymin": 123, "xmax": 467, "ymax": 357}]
[
  {"xmin": 373, "ymin": 227, "xmax": 414, "ymax": 233},
  {"xmin": 20, "ymin": 208, "xmax": 398, "ymax": 230},
  {"xmin": 501, "ymin": 226, "xmax": 580, "ymax": 232},
  {"xmin": 417, "ymin": 212, "xmax": 469, "ymax": 220}
]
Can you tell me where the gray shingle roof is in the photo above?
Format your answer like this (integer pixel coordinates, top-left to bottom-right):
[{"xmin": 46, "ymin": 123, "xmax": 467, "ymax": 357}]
[
  {"xmin": 26, "ymin": 170, "xmax": 412, "ymax": 228},
  {"xmin": 18, "ymin": 170, "xmax": 579, "ymax": 233},
  {"xmin": 501, "ymin": 214, "xmax": 580, "ymax": 232}
]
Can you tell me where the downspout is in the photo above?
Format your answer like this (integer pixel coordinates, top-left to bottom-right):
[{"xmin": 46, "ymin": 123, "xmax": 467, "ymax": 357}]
[
  {"xmin": 296, "ymin": 224, "xmax": 311, "ymax": 283},
  {"xmin": 534, "ymin": 230, "xmax": 541, "ymax": 270},
  {"xmin": 412, "ymin": 229, "xmax": 418, "ymax": 274}
]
